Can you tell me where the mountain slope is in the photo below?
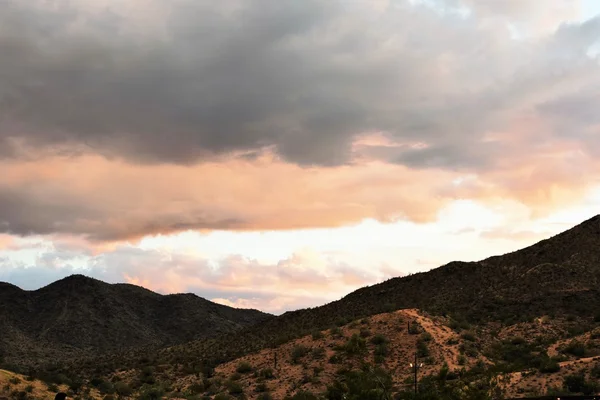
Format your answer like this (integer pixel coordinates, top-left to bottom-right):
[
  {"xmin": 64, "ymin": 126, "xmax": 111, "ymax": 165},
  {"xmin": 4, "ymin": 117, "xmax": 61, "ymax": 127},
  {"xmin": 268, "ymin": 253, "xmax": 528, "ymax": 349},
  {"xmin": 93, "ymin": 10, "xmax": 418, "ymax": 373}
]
[
  {"xmin": 0, "ymin": 275, "xmax": 271, "ymax": 368},
  {"xmin": 157, "ymin": 215, "xmax": 600, "ymax": 367}
]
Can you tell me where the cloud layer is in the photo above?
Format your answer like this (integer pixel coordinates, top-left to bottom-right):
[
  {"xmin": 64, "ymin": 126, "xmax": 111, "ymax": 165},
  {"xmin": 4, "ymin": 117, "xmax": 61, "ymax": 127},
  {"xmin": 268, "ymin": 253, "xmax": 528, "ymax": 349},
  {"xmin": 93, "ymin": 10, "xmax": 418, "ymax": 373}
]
[{"xmin": 1, "ymin": 0, "xmax": 599, "ymax": 168}]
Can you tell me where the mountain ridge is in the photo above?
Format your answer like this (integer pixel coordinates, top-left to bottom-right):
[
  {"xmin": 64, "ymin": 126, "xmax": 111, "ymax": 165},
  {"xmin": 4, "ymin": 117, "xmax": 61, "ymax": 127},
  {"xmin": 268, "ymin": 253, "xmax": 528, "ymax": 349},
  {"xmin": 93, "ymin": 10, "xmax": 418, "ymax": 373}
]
[{"xmin": 0, "ymin": 274, "xmax": 272, "ymax": 369}]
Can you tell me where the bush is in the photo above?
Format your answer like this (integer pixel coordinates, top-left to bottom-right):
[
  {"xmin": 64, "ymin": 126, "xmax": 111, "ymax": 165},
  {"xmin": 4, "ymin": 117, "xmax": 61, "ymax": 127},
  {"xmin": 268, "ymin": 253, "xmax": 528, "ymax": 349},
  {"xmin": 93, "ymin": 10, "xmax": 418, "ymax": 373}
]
[
  {"xmin": 226, "ymin": 380, "xmax": 244, "ymax": 395},
  {"xmin": 311, "ymin": 330, "xmax": 324, "ymax": 340},
  {"xmin": 344, "ymin": 334, "xmax": 367, "ymax": 355},
  {"xmin": 461, "ymin": 332, "xmax": 477, "ymax": 342},
  {"xmin": 417, "ymin": 339, "xmax": 430, "ymax": 358},
  {"xmin": 255, "ymin": 382, "xmax": 268, "ymax": 393},
  {"xmin": 311, "ymin": 347, "xmax": 326, "ymax": 359},
  {"xmin": 291, "ymin": 345, "xmax": 310, "ymax": 364},
  {"xmin": 563, "ymin": 340, "xmax": 586, "ymax": 357},
  {"xmin": 370, "ymin": 334, "xmax": 388, "ymax": 345},
  {"xmin": 258, "ymin": 368, "xmax": 275, "ymax": 379},
  {"xmin": 539, "ymin": 358, "xmax": 561, "ymax": 373},
  {"xmin": 114, "ymin": 382, "xmax": 133, "ymax": 396},
  {"xmin": 359, "ymin": 328, "xmax": 372, "ymax": 338},
  {"xmin": 236, "ymin": 361, "xmax": 253, "ymax": 374}
]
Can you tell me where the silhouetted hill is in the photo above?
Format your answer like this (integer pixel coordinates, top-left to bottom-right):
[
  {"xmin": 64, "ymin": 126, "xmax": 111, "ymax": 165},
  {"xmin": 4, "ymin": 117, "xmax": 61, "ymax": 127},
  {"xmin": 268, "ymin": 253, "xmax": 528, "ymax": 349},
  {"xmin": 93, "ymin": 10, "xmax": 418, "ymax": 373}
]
[
  {"xmin": 155, "ymin": 215, "xmax": 600, "ymax": 367},
  {"xmin": 0, "ymin": 274, "xmax": 271, "ymax": 367}
]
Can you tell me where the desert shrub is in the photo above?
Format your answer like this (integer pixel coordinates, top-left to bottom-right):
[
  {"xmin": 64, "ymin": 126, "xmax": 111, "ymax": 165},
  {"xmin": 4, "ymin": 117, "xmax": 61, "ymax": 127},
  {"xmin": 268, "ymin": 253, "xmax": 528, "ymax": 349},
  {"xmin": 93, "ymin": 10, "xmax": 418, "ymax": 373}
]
[
  {"xmin": 291, "ymin": 345, "xmax": 310, "ymax": 364},
  {"xmin": 591, "ymin": 363, "xmax": 600, "ymax": 379},
  {"xmin": 461, "ymin": 332, "xmax": 477, "ymax": 342},
  {"xmin": 370, "ymin": 334, "xmax": 388, "ymax": 345},
  {"xmin": 229, "ymin": 372, "xmax": 241, "ymax": 381},
  {"xmin": 236, "ymin": 361, "xmax": 253, "ymax": 374},
  {"xmin": 137, "ymin": 385, "xmax": 165, "ymax": 400},
  {"xmin": 563, "ymin": 340, "xmax": 586, "ymax": 357},
  {"xmin": 311, "ymin": 347, "xmax": 326, "ymax": 359},
  {"xmin": 257, "ymin": 393, "xmax": 274, "ymax": 400},
  {"xmin": 311, "ymin": 330, "xmax": 324, "ymax": 340},
  {"xmin": 344, "ymin": 334, "xmax": 367, "ymax": 355},
  {"xmin": 420, "ymin": 332, "xmax": 433, "ymax": 342},
  {"xmin": 258, "ymin": 368, "xmax": 274, "ymax": 380},
  {"xmin": 255, "ymin": 382, "xmax": 268, "ymax": 392},
  {"xmin": 359, "ymin": 328, "xmax": 372, "ymax": 338},
  {"xmin": 226, "ymin": 380, "xmax": 244, "ymax": 395},
  {"xmin": 114, "ymin": 382, "xmax": 133, "ymax": 396},
  {"xmin": 189, "ymin": 383, "xmax": 204, "ymax": 394},
  {"xmin": 539, "ymin": 358, "xmax": 561, "ymax": 373},
  {"xmin": 563, "ymin": 374, "xmax": 598, "ymax": 395},
  {"xmin": 417, "ymin": 339, "xmax": 430, "ymax": 358}
]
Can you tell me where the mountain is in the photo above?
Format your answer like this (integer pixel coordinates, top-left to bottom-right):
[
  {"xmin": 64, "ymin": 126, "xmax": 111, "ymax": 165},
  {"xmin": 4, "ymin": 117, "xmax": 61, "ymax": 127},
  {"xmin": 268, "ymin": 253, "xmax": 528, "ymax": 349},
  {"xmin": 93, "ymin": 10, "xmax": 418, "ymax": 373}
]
[
  {"xmin": 4, "ymin": 215, "xmax": 600, "ymax": 399},
  {"xmin": 154, "ymin": 215, "xmax": 600, "ymax": 367},
  {"xmin": 0, "ymin": 274, "xmax": 271, "ymax": 368}
]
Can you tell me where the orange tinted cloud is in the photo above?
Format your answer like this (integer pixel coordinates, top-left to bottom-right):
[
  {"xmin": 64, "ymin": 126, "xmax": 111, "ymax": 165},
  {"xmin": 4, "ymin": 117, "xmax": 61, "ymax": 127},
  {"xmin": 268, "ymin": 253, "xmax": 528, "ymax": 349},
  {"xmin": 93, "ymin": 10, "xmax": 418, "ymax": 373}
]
[
  {"xmin": 1, "ymin": 138, "xmax": 599, "ymax": 242},
  {"xmin": 0, "ymin": 234, "xmax": 15, "ymax": 250},
  {"xmin": 0, "ymin": 153, "xmax": 457, "ymax": 241}
]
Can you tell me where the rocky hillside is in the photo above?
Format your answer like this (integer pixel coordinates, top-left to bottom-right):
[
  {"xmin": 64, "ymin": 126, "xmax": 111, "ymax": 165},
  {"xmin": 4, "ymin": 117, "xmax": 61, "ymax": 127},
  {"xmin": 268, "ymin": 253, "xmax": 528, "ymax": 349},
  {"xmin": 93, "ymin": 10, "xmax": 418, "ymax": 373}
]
[
  {"xmin": 0, "ymin": 275, "xmax": 271, "ymax": 368},
  {"xmin": 151, "ymin": 214, "xmax": 600, "ymax": 369},
  {"xmin": 42, "ymin": 309, "xmax": 600, "ymax": 399}
]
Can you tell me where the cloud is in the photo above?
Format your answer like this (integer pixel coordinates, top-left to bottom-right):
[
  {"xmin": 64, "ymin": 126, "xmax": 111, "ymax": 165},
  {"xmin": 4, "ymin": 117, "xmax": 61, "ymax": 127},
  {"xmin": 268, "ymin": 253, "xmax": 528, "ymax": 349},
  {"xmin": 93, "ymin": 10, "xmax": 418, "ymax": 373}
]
[
  {"xmin": 0, "ymin": 0, "xmax": 599, "ymax": 240},
  {"xmin": 0, "ymin": 0, "xmax": 598, "ymax": 169},
  {"xmin": 0, "ymin": 154, "xmax": 456, "ymax": 240},
  {"xmin": 0, "ymin": 245, "xmax": 386, "ymax": 313}
]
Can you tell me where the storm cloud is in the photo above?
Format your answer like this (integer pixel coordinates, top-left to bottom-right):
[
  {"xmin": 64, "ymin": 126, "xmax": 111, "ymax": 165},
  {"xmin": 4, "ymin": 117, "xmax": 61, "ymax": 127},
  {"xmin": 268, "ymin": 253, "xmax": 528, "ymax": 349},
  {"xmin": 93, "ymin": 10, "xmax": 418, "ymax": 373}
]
[
  {"xmin": 0, "ymin": 0, "xmax": 598, "ymax": 168},
  {"xmin": 0, "ymin": 0, "xmax": 599, "ymax": 240}
]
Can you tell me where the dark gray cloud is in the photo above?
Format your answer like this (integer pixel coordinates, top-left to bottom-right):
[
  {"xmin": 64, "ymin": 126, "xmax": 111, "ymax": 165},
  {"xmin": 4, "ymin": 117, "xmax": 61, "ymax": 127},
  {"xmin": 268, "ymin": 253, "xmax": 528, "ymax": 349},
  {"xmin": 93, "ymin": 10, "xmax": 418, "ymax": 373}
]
[{"xmin": 0, "ymin": 0, "xmax": 598, "ymax": 168}]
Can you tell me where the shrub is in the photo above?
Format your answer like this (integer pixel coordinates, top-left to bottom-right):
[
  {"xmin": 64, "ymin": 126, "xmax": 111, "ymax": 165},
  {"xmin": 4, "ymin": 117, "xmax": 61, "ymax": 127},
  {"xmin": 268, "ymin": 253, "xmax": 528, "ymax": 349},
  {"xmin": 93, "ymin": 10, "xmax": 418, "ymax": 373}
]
[
  {"xmin": 258, "ymin": 368, "xmax": 275, "ymax": 380},
  {"xmin": 344, "ymin": 334, "xmax": 367, "ymax": 355},
  {"xmin": 226, "ymin": 380, "xmax": 244, "ymax": 395},
  {"xmin": 563, "ymin": 340, "xmax": 586, "ymax": 357},
  {"xmin": 255, "ymin": 382, "xmax": 268, "ymax": 393},
  {"xmin": 359, "ymin": 328, "xmax": 372, "ymax": 338},
  {"xmin": 311, "ymin": 330, "xmax": 324, "ymax": 340},
  {"xmin": 291, "ymin": 345, "xmax": 310, "ymax": 364},
  {"xmin": 539, "ymin": 358, "xmax": 561, "ymax": 373},
  {"xmin": 311, "ymin": 347, "xmax": 326, "ymax": 359},
  {"xmin": 114, "ymin": 382, "xmax": 133, "ymax": 396},
  {"xmin": 236, "ymin": 361, "xmax": 253, "ymax": 374},
  {"xmin": 370, "ymin": 334, "xmax": 388, "ymax": 345},
  {"xmin": 461, "ymin": 332, "xmax": 477, "ymax": 342}
]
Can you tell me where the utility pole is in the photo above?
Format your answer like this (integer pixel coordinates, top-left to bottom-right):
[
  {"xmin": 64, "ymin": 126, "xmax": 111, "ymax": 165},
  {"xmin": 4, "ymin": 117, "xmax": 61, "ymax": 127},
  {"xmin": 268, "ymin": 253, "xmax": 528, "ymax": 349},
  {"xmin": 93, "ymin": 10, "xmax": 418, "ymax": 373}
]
[
  {"xmin": 413, "ymin": 352, "xmax": 418, "ymax": 395},
  {"xmin": 409, "ymin": 351, "xmax": 423, "ymax": 396}
]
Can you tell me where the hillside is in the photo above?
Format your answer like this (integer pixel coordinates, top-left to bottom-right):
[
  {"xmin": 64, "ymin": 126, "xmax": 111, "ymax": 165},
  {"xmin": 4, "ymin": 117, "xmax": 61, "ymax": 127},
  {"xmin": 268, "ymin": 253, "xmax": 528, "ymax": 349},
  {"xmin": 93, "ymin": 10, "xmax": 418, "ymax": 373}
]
[
  {"xmin": 40, "ymin": 309, "xmax": 600, "ymax": 399},
  {"xmin": 146, "ymin": 215, "xmax": 600, "ymax": 369},
  {"xmin": 0, "ymin": 275, "xmax": 271, "ymax": 369},
  {"xmin": 4, "ymin": 215, "xmax": 600, "ymax": 399}
]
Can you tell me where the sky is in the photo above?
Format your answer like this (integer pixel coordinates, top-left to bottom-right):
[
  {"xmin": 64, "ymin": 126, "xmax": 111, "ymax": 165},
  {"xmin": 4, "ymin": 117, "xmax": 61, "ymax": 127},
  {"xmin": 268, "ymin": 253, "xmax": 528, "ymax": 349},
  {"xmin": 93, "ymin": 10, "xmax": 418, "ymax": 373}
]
[{"xmin": 1, "ymin": 0, "xmax": 600, "ymax": 314}]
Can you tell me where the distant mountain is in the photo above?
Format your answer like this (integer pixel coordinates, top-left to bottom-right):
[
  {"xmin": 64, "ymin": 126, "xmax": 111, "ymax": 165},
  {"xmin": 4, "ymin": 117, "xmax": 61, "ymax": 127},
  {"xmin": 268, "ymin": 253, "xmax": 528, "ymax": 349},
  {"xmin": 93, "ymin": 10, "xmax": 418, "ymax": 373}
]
[
  {"xmin": 157, "ymin": 215, "xmax": 600, "ymax": 367},
  {"xmin": 0, "ymin": 274, "xmax": 271, "ymax": 367}
]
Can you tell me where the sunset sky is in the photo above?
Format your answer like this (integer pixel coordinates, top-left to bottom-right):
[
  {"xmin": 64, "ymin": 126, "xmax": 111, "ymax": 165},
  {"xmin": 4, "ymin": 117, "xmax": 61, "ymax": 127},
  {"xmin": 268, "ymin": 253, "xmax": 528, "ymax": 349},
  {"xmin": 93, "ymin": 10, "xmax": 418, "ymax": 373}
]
[{"xmin": 1, "ymin": 0, "xmax": 600, "ymax": 314}]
